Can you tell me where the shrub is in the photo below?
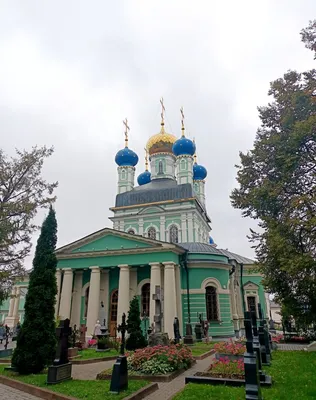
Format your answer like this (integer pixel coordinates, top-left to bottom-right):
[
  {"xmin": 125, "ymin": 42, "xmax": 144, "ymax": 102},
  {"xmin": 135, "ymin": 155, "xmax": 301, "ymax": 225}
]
[
  {"xmin": 126, "ymin": 296, "xmax": 147, "ymax": 351},
  {"xmin": 209, "ymin": 358, "xmax": 244, "ymax": 379},
  {"xmin": 214, "ymin": 340, "xmax": 246, "ymax": 355},
  {"xmin": 127, "ymin": 344, "xmax": 194, "ymax": 375}
]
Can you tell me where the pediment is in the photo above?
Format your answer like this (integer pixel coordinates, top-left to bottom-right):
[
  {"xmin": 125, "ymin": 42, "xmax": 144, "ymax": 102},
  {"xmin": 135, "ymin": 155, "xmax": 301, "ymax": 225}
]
[
  {"xmin": 55, "ymin": 227, "xmax": 164, "ymax": 255},
  {"xmin": 243, "ymin": 281, "xmax": 259, "ymax": 290},
  {"xmin": 138, "ymin": 206, "xmax": 164, "ymax": 215}
]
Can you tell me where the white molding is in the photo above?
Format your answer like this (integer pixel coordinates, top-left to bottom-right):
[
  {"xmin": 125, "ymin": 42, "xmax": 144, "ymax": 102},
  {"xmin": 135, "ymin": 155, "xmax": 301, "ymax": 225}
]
[
  {"xmin": 81, "ymin": 282, "xmax": 90, "ymax": 296},
  {"xmin": 137, "ymin": 279, "xmax": 151, "ymax": 295},
  {"xmin": 181, "ymin": 288, "xmax": 230, "ymax": 295},
  {"xmin": 201, "ymin": 277, "xmax": 221, "ymax": 290}
]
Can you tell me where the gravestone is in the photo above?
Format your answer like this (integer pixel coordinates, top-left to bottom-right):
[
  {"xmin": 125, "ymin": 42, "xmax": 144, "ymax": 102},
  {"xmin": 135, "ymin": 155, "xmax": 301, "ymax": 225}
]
[
  {"xmin": 109, "ymin": 313, "xmax": 128, "ymax": 394},
  {"xmin": 244, "ymin": 312, "xmax": 262, "ymax": 400},
  {"xmin": 47, "ymin": 319, "xmax": 72, "ymax": 384},
  {"xmin": 173, "ymin": 317, "xmax": 181, "ymax": 344},
  {"xmin": 251, "ymin": 312, "xmax": 271, "ymax": 386},
  {"xmin": 258, "ymin": 304, "xmax": 271, "ymax": 364},
  {"xmin": 148, "ymin": 285, "xmax": 169, "ymax": 346},
  {"xmin": 194, "ymin": 313, "xmax": 203, "ymax": 342},
  {"xmin": 80, "ymin": 324, "xmax": 87, "ymax": 348}
]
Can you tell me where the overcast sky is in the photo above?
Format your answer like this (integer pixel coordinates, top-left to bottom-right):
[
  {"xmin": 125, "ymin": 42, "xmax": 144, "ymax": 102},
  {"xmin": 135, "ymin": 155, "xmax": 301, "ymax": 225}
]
[{"xmin": 1, "ymin": 1, "xmax": 315, "ymax": 268}]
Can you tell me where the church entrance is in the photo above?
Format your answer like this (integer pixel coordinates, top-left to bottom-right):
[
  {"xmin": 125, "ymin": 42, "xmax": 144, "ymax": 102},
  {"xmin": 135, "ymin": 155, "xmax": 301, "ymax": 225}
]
[{"xmin": 109, "ymin": 289, "xmax": 118, "ymax": 337}]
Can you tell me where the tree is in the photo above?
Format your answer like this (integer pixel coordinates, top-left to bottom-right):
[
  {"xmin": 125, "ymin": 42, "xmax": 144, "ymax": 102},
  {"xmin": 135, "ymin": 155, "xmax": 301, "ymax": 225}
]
[
  {"xmin": 231, "ymin": 21, "xmax": 316, "ymax": 327},
  {"xmin": 12, "ymin": 206, "xmax": 58, "ymax": 374},
  {"xmin": 0, "ymin": 146, "xmax": 57, "ymax": 304},
  {"xmin": 126, "ymin": 296, "xmax": 147, "ymax": 351}
]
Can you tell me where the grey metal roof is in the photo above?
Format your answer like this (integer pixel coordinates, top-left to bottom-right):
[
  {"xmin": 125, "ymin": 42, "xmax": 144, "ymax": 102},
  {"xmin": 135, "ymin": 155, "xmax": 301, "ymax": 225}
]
[
  {"xmin": 179, "ymin": 242, "xmax": 255, "ymax": 264},
  {"xmin": 179, "ymin": 242, "xmax": 225, "ymax": 256},
  {"xmin": 115, "ymin": 178, "xmax": 194, "ymax": 207},
  {"xmin": 217, "ymin": 249, "xmax": 255, "ymax": 265}
]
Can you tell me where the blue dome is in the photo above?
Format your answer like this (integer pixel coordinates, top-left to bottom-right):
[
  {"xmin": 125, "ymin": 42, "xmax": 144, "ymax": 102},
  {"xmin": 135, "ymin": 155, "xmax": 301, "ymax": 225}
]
[
  {"xmin": 172, "ymin": 136, "xmax": 196, "ymax": 156},
  {"xmin": 209, "ymin": 236, "xmax": 214, "ymax": 245},
  {"xmin": 115, "ymin": 147, "xmax": 138, "ymax": 167},
  {"xmin": 193, "ymin": 163, "xmax": 207, "ymax": 180},
  {"xmin": 137, "ymin": 170, "xmax": 151, "ymax": 186}
]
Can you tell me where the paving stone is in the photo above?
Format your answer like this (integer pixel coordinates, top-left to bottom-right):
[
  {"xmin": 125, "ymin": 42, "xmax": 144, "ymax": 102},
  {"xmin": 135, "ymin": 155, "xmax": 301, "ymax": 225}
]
[{"xmin": 0, "ymin": 384, "xmax": 41, "ymax": 400}]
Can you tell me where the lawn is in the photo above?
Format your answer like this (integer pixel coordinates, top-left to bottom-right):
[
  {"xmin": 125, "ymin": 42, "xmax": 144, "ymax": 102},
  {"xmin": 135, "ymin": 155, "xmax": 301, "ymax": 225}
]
[
  {"xmin": 173, "ymin": 351, "xmax": 316, "ymax": 400},
  {"xmin": 0, "ymin": 365, "xmax": 148, "ymax": 400},
  {"xmin": 77, "ymin": 348, "xmax": 118, "ymax": 360},
  {"xmin": 189, "ymin": 342, "xmax": 216, "ymax": 356}
]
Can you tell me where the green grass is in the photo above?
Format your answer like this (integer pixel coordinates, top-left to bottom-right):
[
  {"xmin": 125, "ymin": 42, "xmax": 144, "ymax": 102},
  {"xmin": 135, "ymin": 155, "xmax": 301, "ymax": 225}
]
[
  {"xmin": 173, "ymin": 351, "xmax": 316, "ymax": 400},
  {"xmin": 0, "ymin": 365, "xmax": 148, "ymax": 400},
  {"xmin": 189, "ymin": 342, "xmax": 216, "ymax": 356},
  {"xmin": 77, "ymin": 348, "xmax": 118, "ymax": 360}
]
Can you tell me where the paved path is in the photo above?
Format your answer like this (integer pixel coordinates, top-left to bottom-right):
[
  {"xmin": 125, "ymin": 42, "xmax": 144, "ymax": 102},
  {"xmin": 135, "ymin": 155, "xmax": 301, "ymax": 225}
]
[
  {"xmin": 72, "ymin": 359, "xmax": 116, "ymax": 380},
  {"xmin": 277, "ymin": 344, "xmax": 306, "ymax": 351},
  {"xmin": 0, "ymin": 384, "xmax": 40, "ymax": 400}
]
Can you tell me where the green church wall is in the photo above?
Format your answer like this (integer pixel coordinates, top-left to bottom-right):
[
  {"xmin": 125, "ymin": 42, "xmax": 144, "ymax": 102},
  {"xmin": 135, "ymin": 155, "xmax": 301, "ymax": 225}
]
[
  {"xmin": 58, "ymin": 251, "xmax": 179, "ymax": 269},
  {"xmin": 109, "ymin": 268, "xmax": 119, "ymax": 294},
  {"xmin": 187, "ymin": 254, "xmax": 229, "ymax": 263},
  {"xmin": 184, "ymin": 268, "xmax": 230, "ymax": 289},
  {"xmin": 137, "ymin": 266, "xmax": 150, "ymax": 284},
  {"xmin": 244, "ymin": 275, "xmax": 267, "ymax": 316},
  {"xmin": 82, "ymin": 269, "xmax": 91, "ymax": 287},
  {"xmin": 124, "ymin": 223, "xmax": 138, "ymax": 232}
]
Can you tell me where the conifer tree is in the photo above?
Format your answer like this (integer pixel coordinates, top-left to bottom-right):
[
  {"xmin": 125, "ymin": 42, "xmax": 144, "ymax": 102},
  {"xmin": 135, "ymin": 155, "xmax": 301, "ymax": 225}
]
[
  {"xmin": 12, "ymin": 206, "xmax": 58, "ymax": 374},
  {"xmin": 126, "ymin": 296, "xmax": 147, "ymax": 351}
]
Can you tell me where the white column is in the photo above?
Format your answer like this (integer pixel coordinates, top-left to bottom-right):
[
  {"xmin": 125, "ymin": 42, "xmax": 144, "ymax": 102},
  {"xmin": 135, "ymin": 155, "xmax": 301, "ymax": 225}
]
[
  {"xmin": 86, "ymin": 266, "xmax": 101, "ymax": 337},
  {"xmin": 13, "ymin": 286, "xmax": 20, "ymax": 320},
  {"xmin": 100, "ymin": 270, "xmax": 109, "ymax": 324},
  {"xmin": 187, "ymin": 213, "xmax": 194, "ymax": 242},
  {"xmin": 130, "ymin": 268, "xmax": 138, "ymax": 300},
  {"xmin": 139, "ymin": 218, "xmax": 144, "ymax": 236},
  {"xmin": 117, "ymin": 265, "xmax": 130, "ymax": 327},
  {"xmin": 8, "ymin": 287, "xmax": 16, "ymax": 317},
  {"xmin": 175, "ymin": 265, "xmax": 183, "ymax": 335},
  {"xmin": 160, "ymin": 216, "xmax": 165, "ymax": 242},
  {"xmin": 181, "ymin": 215, "xmax": 187, "ymax": 242},
  {"xmin": 70, "ymin": 271, "xmax": 83, "ymax": 327},
  {"xmin": 55, "ymin": 269, "xmax": 62, "ymax": 317},
  {"xmin": 59, "ymin": 268, "xmax": 73, "ymax": 320},
  {"xmin": 163, "ymin": 262, "xmax": 177, "ymax": 338},
  {"xmin": 150, "ymin": 263, "xmax": 161, "ymax": 324}
]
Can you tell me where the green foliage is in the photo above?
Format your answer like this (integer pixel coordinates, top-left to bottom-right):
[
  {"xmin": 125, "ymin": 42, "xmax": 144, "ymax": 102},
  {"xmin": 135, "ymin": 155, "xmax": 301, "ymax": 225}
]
[
  {"xmin": 0, "ymin": 146, "xmax": 57, "ymax": 304},
  {"xmin": 231, "ymin": 22, "xmax": 316, "ymax": 327},
  {"xmin": 12, "ymin": 206, "xmax": 58, "ymax": 374},
  {"xmin": 125, "ymin": 296, "xmax": 147, "ymax": 351}
]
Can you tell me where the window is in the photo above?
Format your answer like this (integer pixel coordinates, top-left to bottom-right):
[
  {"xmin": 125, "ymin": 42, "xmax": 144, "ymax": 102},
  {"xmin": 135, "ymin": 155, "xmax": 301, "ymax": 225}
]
[
  {"xmin": 169, "ymin": 225, "xmax": 179, "ymax": 243},
  {"xmin": 141, "ymin": 283, "xmax": 150, "ymax": 317},
  {"xmin": 180, "ymin": 159, "xmax": 186, "ymax": 170},
  {"xmin": 205, "ymin": 286, "xmax": 219, "ymax": 321},
  {"xmin": 158, "ymin": 160, "xmax": 164, "ymax": 175},
  {"xmin": 247, "ymin": 296, "xmax": 256, "ymax": 315},
  {"xmin": 147, "ymin": 227, "xmax": 157, "ymax": 240},
  {"xmin": 127, "ymin": 229, "xmax": 135, "ymax": 235},
  {"xmin": 121, "ymin": 169, "xmax": 126, "ymax": 180}
]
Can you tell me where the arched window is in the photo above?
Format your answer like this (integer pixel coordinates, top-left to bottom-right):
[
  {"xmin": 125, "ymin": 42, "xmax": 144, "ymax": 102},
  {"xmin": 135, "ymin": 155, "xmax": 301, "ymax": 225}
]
[
  {"xmin": 147, "ymin": 227, "xmax": 157, "ymax": 240},
  {"xmin": 121, "ymin": 169, "xmax": 126, "ymax": 180},
  {"xmin": 169, "ymin": 225, "xmax": 179, "ymax": 243},
  {"xmin": 180, "ymin": 159, "xmax": 186, "ymax": 170},
  {"xmin": 127, "ymin": 229, "xmax": 135, "ymax": 235},
  {"xmin": 158, "ymin": 160, "xmax": 164, "ymax": 175},
  {"xmin": 205, "ymin": 286, "xmax": 219, "ymax": 321},
  {"xmin": 141, "ymin": 283, "xmax": 150, "ymax": 317}
]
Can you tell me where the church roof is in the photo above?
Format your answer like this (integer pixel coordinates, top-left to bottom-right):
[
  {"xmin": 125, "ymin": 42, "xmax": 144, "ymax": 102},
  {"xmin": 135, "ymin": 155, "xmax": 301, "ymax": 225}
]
[
  {"xmin": 114, "ymin": 178, "xmax": 194, "ymax": 208},
  {"xmin": 179, "ymin": 242, "xmax": 255, "ymax": 264}
]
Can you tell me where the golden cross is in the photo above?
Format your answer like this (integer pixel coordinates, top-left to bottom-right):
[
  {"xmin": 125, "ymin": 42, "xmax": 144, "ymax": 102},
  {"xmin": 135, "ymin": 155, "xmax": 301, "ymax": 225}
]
[
  {"xmin": 180, "ymin": 107, "xmax": 185, "ymax": 136},
  {"xmin": 123, "ymin": 118, "xmax": 130, "ymax": 147},
  {"xmin": 160, "ymin": 97, "xmax": 165, "ymax": 125}
]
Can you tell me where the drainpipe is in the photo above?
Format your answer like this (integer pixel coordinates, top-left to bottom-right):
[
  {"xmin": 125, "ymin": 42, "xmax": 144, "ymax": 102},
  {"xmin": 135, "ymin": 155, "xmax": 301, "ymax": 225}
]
[{"xmin": 181, "ymin": 251, "xmax": 194, "ymax": 344}]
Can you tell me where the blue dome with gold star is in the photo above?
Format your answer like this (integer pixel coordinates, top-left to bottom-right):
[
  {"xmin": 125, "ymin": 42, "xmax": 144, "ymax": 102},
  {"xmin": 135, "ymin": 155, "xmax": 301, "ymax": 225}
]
[
  {"xmin": 137, "ymin": 170, "xmax": 151, "ymax": 186},
  {"xmin": 115, "ymin": 147, "xmax": 139, "ymax": 167},
  {"xmin": 173, "ymin": 135, "xmax": 196, "ymax": 156},
  {"xmin": 193, "ymin": 163, "xmax": 207, "ymax": 180}
]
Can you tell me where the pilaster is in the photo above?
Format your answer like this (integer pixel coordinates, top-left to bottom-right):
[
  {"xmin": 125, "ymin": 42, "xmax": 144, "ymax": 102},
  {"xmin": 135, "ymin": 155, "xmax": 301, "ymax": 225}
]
[
  {"xmin": 187, "ymin": 213, "xmax": 194, "ymax": 242},
  {"xmin": 181, "ymin": 214, "xmax": 187, "ymax": 242},
  {"xmin": 160, "ymin": 216, "xmax": 166, "ymax": 241}
]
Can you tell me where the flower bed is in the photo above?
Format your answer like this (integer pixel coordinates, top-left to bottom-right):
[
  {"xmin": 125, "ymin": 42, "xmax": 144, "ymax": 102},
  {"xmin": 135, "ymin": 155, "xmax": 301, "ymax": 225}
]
[
  {"xmin": 214, "ymin": 340, "xmax": 246, "ymax": 357},
  {"xmin": 127, "ymin": 344, "xmax": 194, "ymax": 375},
  {"xmin": 199, "ymin": 358, "xmax": 245, "ymax": 380}
]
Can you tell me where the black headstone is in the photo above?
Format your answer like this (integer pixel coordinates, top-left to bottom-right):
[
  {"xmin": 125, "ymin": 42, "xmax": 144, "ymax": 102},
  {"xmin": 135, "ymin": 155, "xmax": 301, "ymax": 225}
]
[
  {"xmin": 173, "ymin": 317, "xmax": 181, "ymax": 344},
  {"xmin": 47, "ymin": 319, "xmax": 72, "ymax": 385},
  {"xmin": 109, "ymin": 313, "xmax": 128, "ymax": 394}
]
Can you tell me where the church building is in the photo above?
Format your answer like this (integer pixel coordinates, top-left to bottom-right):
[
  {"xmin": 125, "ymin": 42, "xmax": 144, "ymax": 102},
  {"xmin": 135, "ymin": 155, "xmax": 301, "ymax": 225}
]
[{"xmin": 1, "ymin": 103, "xmax": 269, "ymax": 339}]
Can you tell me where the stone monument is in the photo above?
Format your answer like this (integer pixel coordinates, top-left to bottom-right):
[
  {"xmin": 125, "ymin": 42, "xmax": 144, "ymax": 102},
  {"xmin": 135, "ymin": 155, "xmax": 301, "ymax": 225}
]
[
  {"xmin": 173, "ymin": 317, "xmax": 181, "ymax": 344},
  {"xmin": 80, "ymin": 324, "xmax": 87, "ymax": 348},
  {"xmin": 194, "ymin": 313, "xmax": 203, "ymax": 342},
  {"xmin": 47, "ymin": 319, "xmax": 72, "ymax": 384},
  {"xmin": 109, "ymin": 313, "xmax": 128, "ymax": 394},
  {"xmin": 244, "ymin": 311, "xmax": 262, "ymax": 400},
  {"xmin": 148, "ymin": 285, "xmax": 169, "ymax": 346},
  {"xmin": 258, "ymin": 304, "xmax": 271, "ymax": 365}
]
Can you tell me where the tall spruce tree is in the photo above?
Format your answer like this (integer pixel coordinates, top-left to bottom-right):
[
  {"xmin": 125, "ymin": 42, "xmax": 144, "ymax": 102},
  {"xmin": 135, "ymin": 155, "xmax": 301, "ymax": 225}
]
[
  {"xmin": 12, "ymin": 206, "xmax": 58, "ymax": 374},
  {"xmin": 231, "ymin": 21, "xmax": 316, "ymax": 327},
  {"xmin": 126, "ymin": 296, "xmax": 147, "ymax": 351}
]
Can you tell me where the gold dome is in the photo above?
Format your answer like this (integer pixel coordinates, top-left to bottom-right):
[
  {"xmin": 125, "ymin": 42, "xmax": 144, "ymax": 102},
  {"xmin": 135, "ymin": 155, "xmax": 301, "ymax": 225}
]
[{"xmin": 146, "ymin": 124, "xmax": 177, "ymax": 156}]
